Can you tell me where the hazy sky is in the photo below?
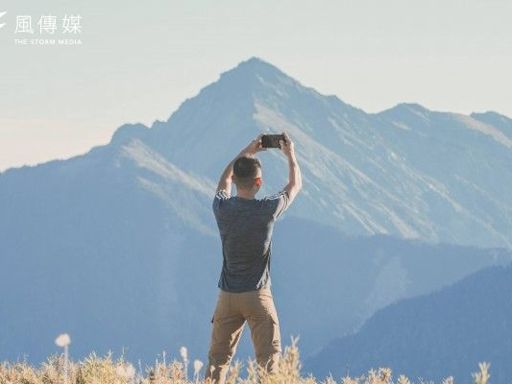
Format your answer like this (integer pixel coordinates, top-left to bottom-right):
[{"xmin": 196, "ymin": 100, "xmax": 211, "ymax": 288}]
[{"xmin": 1, "ymin": 0, "xmax": 511, "ymax": 171}]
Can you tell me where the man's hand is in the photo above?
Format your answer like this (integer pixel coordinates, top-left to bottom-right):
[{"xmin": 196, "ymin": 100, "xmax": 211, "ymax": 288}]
[
  {"xmin": 240, "ymin": 134, "xmax": 266, "ymax": 157},
  {"xmin": 279, "ymin": 132, "xmax": 295, "ymax": 158}
]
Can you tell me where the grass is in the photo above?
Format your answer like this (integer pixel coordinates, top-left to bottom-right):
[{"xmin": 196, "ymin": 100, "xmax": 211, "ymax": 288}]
[{"xmin": 0, "ymin": 338, "xmax": 491, "ymax": 384}]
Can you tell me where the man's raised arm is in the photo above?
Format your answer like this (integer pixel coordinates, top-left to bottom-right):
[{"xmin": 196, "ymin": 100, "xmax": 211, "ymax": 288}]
[{"xmin": 279, "ymin": 132, "xmax": 302, "ymax": 204}]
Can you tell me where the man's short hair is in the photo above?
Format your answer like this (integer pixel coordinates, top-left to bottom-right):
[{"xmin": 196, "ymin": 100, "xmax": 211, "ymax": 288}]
[{"xmin": 233, "ymin": 156, "xmax": 261, "ymax": 189}]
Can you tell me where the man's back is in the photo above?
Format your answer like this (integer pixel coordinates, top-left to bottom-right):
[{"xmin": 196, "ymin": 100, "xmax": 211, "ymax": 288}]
[{"xmin": 212, "ymin": 189, "xmax": 290, "ymax": 293}]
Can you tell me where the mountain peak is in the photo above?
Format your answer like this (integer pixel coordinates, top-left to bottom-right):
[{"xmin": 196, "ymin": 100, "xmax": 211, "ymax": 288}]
[
  {"xmin": 237, "ymin": 56, "xmax": 276, "ymax": 69},
  {"xmin": 470, "ymin": 110, "xmax": 512, "ymax": 136},
  {"xmin": 217, "ymin": 56, "xmax": 294, "ymax": 88},
  {"xmin": 470, "ymin": 110, "xmax": 511, "ymax": 123},
  {"xmin": 391, "ymin": 102, "xmax": 429, "ymax": 113},
  {"xmin": 375, "ymin": 102, "xmax": 431, "ymax": 119},
  {"xmin": 230, "ymin": 56, "xmax": 284, "ymax": 75}
]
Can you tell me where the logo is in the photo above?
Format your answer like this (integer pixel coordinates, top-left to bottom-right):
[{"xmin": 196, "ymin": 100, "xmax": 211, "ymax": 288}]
[
  {"xmin": 0, "ymin": 11, "xmax": 6, "ymax": 29},
  {"xmin": 1, "ymin": 11, "xmax": 83, "ymax": 46}
]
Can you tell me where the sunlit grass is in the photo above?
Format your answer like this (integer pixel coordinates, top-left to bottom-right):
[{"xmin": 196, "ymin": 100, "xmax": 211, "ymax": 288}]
[{"xmin": 0, "ymin": 337, "xmax": 491, "ymax": 384}]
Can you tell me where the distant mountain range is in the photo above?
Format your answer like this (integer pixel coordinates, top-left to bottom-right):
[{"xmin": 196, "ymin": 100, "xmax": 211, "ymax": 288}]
[
  {"xmin": 1, "ymin": 57, "xmax": 511, "ymax": 368},
  {"xmin": 108, "ymin": 57, "xmax": 512, "ymax": 249},
  {"xmin": 304, "ymin": 264, "xmax": 512, "ymax": 383}
]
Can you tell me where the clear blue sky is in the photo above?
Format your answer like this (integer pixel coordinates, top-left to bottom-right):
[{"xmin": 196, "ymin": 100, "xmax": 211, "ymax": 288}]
[{"xmin": 1, "ymin": 0, "xmax": 511, "ymax": 171}]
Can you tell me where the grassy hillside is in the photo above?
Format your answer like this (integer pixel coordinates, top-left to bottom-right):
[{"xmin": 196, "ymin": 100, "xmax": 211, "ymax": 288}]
[{"xmin": 0, "ymin": 339, "xmax": 490, "ymax": 384}]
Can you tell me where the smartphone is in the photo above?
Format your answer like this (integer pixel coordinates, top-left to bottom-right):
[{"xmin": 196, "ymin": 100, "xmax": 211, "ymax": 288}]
[{"xmin": 261, "ymin": 134, "xmax": 286, "ymax": 148}]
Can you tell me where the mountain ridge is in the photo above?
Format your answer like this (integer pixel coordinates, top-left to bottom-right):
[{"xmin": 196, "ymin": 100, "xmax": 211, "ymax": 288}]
[
  {"xmin": 2, "ymin": 57, "xmax": 510, "ymax": 176},
  {"xmin": 304, "ymin": 263, "xmax": 512, "ymax": 383},
  {"xmin": 3, "ymin": 57, "xmax": 512, "ymax": 247}
]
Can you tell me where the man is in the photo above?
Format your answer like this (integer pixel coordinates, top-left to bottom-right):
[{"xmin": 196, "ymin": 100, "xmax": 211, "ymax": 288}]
[{"xmin": 205, "ymin": 132, "xmax": 302, "ymax": 384}]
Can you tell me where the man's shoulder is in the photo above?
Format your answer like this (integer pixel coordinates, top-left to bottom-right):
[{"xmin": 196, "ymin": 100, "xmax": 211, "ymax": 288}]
[
  {"xmin": 212, "ymin": 189, "xmax": 232, "ymax": 214},
  {"xmin": 261, "ymin": 190, "xmax": 290, "ymax": 219},
  {"xmin": 263, "ymin": 190, "xmax": 289, "ymax": 201},
  {"xmin": 214, "ymin": 189, "xmax": 230, "ymax": 200}
]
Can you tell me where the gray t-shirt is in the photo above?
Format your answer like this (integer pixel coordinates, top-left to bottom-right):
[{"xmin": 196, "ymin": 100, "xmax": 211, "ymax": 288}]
[{"xmin": 212, "ymin": 189, "xmax": 290, "ymax": 293}]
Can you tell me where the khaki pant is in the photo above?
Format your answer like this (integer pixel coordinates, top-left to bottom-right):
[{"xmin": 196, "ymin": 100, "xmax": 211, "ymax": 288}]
[{"xmin": 205, "ymin": 287, "xmax": 282, "ymax": 384}]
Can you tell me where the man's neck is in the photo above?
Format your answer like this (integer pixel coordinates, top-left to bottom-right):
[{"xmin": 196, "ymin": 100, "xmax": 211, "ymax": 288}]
[{"xmin": 236, "ymin": 190, "xmax": 256, "ymax": 200}]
